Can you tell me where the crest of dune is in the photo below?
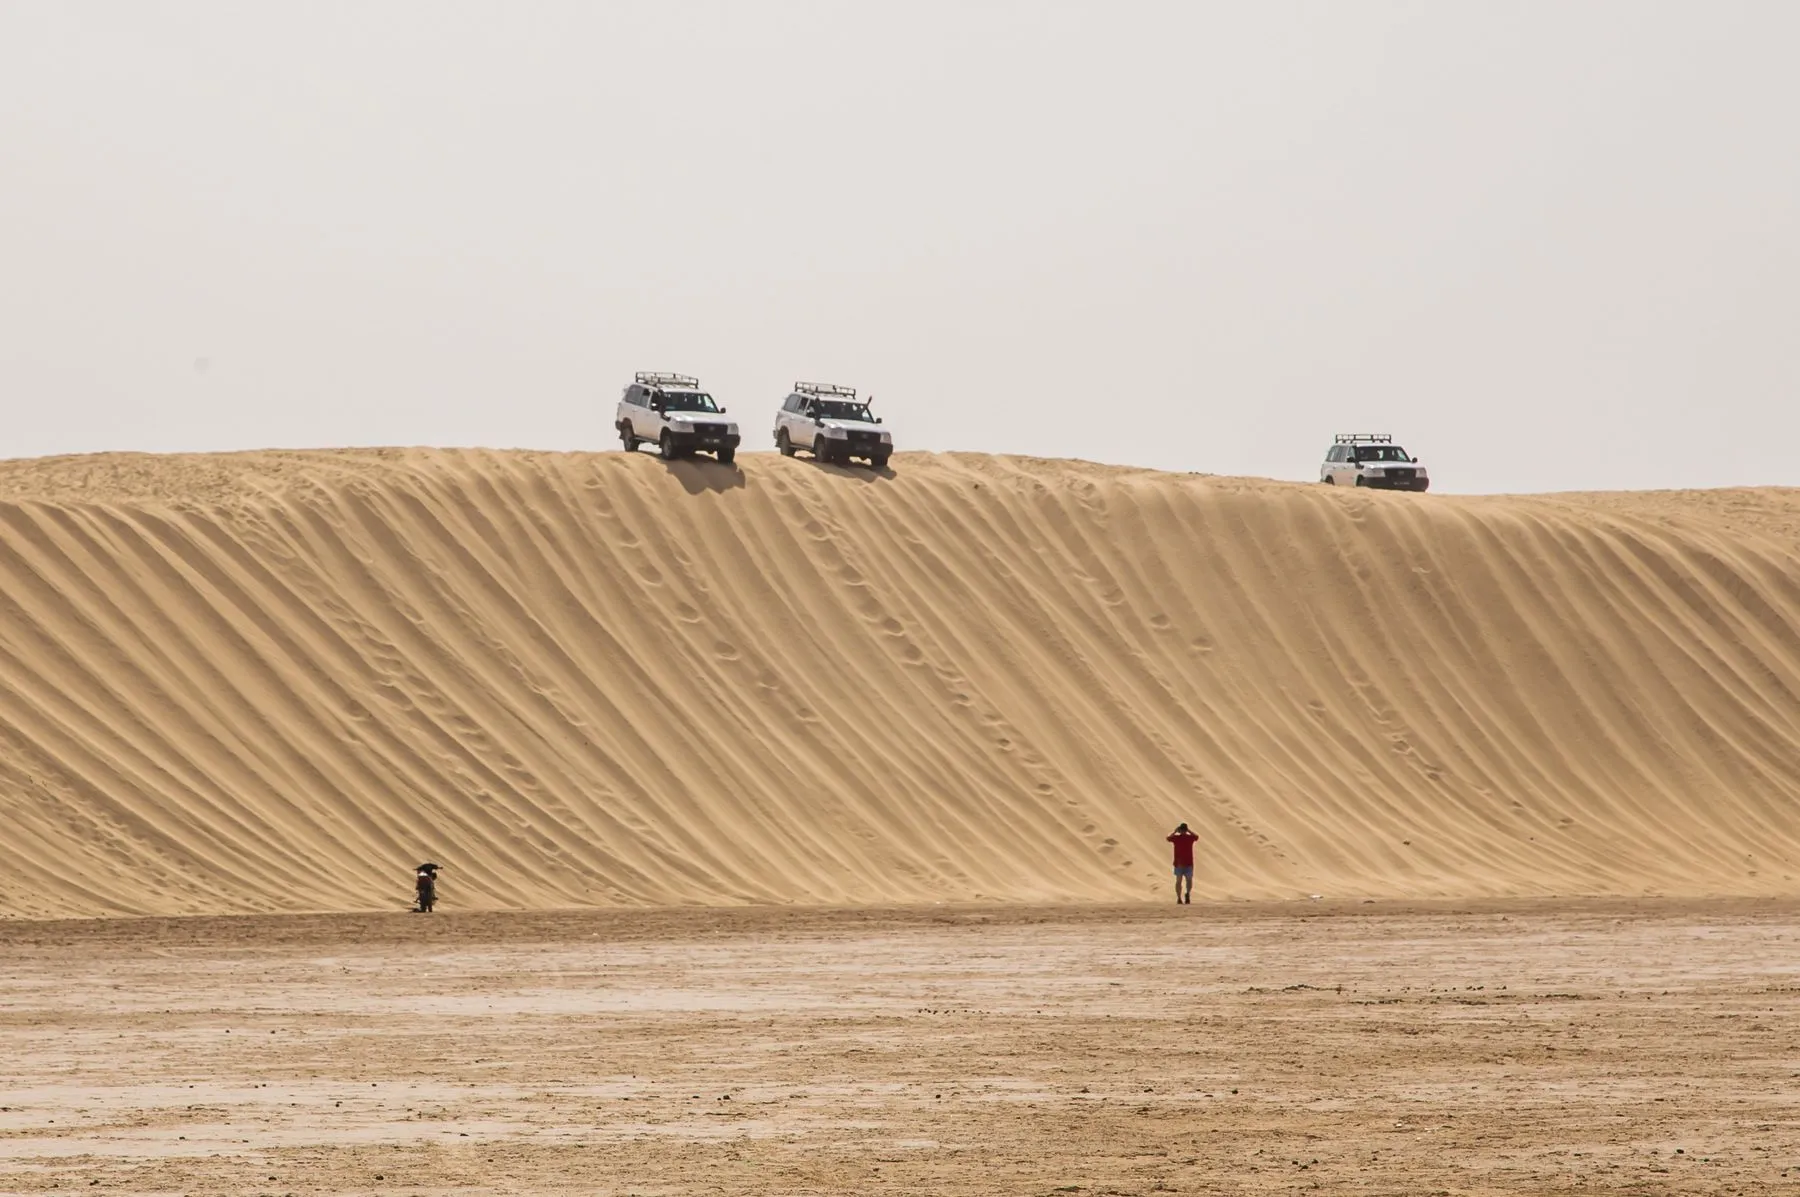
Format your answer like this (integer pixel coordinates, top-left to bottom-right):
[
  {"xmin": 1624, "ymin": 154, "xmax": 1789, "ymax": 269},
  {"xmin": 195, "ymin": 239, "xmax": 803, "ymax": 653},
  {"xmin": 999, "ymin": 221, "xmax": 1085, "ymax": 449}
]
[{"xmin": 1, "ymin": 448, "xmax": 1798, "ymax": 917}]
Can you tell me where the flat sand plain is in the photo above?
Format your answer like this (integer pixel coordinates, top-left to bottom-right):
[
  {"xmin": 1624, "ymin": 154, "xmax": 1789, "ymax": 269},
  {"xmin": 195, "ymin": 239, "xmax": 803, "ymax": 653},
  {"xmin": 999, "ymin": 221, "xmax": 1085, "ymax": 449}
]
[{"xmin": 4, "ymin": 902, "xmax": 1798, "ymax": 1195}]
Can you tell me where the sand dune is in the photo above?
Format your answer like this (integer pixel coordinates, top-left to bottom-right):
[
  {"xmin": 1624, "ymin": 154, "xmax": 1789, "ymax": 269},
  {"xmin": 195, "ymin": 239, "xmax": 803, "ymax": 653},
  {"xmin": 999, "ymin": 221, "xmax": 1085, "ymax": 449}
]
[{"xmin": 1, "ymin": 449, "xmax": 1797, "ymax": 917}]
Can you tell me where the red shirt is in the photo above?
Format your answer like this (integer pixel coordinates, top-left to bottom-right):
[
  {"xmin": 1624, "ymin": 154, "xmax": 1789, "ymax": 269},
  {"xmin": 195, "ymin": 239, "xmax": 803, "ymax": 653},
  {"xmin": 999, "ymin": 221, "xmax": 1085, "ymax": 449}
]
[{"xmin": 1167, "ymin": 830, "xmax": 1198, "ymax": 868}]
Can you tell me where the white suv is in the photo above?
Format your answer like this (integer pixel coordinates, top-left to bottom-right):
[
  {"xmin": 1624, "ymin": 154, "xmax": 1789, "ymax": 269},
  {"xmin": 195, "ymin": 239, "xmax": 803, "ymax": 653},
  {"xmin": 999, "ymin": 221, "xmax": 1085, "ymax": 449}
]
[
  {"xmin": 773, "ymin": 382, "xmax": 892, "ymax": 468},
  {"xmin": 1320, "ymin": 434, "xmax": 1430, "ymax": 492},
  {"xmin": 617, "ymin": 372, "xmax": 742, "ymax": 464}
]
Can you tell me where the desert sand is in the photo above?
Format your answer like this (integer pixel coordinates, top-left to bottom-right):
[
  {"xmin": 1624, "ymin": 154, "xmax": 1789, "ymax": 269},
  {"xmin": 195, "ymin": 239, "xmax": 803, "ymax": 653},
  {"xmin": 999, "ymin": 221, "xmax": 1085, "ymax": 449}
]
[
  {"xmin": 6, "ymin": 449, "xmax": 1800, "ymax": 1194},
  {"xmin": 2, "ymin": 449, "xmax": 1799, "ymax": 917},
  {"xmin": 4, "ymin": 902, "xmax": 1799, "ymax": 1195}
]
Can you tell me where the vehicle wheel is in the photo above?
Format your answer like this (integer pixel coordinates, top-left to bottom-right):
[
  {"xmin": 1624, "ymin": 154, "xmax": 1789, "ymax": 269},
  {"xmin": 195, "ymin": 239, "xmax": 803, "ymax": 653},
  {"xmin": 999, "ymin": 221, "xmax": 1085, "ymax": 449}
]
[
  {"xmin": 814, "ymin": 438, "xmax": 835, "ymax": 465},
  {"xmin": 620, "ymin": 424, "xmax": 639, "ymax": 453},
  {"xmin": 1353, "ymin": 476, "xmax": 1365, "ymax": 487},
  {"xmin": 717, "ymin": 448, "xmax": 736, "ymax": 466},
  {"xmin": 1323, "ymin": 476, "xmax": 1335, "ymax": 485},
  {"xmin": 660, "ymin": 430, "xmax": 681, "ymax": 460},
  {"xmin": 872, "ymin": 452, "xmax": 891, "ymax": 470},
  {"xmin": 776, "ymin": 428, "xmax": 794, "ymax": 457}
]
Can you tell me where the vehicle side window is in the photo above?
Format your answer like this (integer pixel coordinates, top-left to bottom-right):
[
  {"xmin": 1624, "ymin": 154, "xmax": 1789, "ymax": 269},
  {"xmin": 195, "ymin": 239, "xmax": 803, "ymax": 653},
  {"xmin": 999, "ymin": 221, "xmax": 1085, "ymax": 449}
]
[
  {"xmin": 627, "ymin": 387, "xmax": 645, "ymax": 407},
  {"xmin": 1327, "ymin": 446, "xmax": 1342, "ymax": 462},
  {"xmin": 783, "ymin": 395, "xmax": 799, "ymax": 413}
]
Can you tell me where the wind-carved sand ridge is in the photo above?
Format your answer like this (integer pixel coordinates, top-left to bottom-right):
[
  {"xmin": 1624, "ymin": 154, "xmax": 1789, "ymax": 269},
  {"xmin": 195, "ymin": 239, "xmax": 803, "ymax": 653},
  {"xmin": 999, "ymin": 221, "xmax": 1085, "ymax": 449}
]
[{"xmin": 1, "ymin": 449, "xmax": 1797, "ymax": 918}]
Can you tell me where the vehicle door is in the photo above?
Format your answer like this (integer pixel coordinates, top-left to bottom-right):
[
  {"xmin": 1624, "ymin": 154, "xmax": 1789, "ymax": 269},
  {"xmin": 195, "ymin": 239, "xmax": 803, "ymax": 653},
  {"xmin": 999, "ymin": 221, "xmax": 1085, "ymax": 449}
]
[
  {"xmin": 617, "ymin": 386, "xmax": 635, "ymax": 436},
  {"xmin": 641, "ymin": 388, "xmax": 669, "ymax": 440},
  {"xmin": 798, "ymin": 399, "xmax": 821, "ymax": 450},
  {"xmin": 622, "ymin": 386, "xmax": 648, "ymax": 439}
]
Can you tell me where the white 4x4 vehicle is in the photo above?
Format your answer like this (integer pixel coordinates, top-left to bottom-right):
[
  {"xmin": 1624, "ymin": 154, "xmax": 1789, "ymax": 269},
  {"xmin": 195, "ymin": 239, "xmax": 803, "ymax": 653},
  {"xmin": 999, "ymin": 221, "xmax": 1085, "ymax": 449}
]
[
  {"xmin": 773, "ymin": 382, "xmax": 892, "ymax": 467},
  {"xmin": 1320, "ymin": 433, "xmax": 1430, "ymax": 492},
  {"xmin": 617, "ymin": 372, "xmax": 742, "ymax": 464}
]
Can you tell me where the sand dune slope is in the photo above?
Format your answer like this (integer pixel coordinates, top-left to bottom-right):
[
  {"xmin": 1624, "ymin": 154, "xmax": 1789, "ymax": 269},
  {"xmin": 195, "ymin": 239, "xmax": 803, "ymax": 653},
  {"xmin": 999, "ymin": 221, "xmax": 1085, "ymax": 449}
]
[{"xmin": 1, "ymin": 449, "xmax": 1798, "ymax": 917}]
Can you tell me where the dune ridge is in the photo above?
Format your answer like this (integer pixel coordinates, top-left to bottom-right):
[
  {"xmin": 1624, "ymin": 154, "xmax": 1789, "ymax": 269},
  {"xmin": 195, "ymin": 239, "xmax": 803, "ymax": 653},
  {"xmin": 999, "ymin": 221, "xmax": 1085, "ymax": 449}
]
[{"xmin": 1, "ymin": 448, "xmax": 1798, "ymax": 917}]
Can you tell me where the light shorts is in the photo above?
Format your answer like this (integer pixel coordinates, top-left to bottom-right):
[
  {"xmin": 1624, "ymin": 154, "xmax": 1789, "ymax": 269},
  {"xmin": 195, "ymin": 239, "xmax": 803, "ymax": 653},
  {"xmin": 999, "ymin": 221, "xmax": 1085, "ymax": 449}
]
[{"xmin": 1172, "ymin": 866, "xmax": 1194, "ymax": 879}]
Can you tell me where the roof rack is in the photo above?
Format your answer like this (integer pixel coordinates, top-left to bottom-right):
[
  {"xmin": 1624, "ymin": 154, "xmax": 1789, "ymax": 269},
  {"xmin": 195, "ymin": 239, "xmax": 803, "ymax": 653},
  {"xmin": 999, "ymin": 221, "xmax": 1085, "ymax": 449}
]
[
  {"xmin": 794, "ymin": 381, "xmax": 857, "ymax": 399},
  {"xmin": 1334, "ymin": 433, "xmax": 1392, "ymax": 445},
  {"xmin": 636, "ymin": 371, "xmax": 700, "ymax": 390}
]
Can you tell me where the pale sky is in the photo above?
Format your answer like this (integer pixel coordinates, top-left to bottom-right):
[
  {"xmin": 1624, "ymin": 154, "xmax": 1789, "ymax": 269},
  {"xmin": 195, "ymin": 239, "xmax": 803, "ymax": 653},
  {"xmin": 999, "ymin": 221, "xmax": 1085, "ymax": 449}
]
[{"xmin": 2, "ymin": 1, "xmax": 1795, "ymax": 493}]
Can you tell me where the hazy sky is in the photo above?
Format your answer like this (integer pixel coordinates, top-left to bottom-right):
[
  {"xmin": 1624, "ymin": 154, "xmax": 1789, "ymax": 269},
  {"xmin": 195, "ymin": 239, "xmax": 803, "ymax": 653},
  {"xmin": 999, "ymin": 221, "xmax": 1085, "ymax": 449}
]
[{"xmin": 3, "ymin": 1, "xmax": 1795, "ymax": 493}]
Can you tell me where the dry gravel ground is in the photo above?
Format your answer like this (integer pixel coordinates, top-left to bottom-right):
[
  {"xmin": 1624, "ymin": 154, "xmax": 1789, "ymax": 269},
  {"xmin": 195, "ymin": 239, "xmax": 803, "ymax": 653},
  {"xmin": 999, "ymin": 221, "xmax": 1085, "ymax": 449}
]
[{"xmin": 2, "ymin": 901, "xmax": 1798, "ymax": 1195}]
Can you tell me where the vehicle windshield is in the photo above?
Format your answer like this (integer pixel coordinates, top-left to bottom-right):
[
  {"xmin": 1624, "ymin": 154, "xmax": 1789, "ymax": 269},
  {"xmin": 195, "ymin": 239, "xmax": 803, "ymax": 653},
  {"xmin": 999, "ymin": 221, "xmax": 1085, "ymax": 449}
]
[
  {"xmin": 1353, "ymin": 445, "xmax": 1412, "ymax": 462},
  {"xmin": 661, "ymin": 391, "xmax": 720, "ymax": 413},
  {"xmin": 814, "ymin": 400, "xmax": 873, "ymax": 422}
]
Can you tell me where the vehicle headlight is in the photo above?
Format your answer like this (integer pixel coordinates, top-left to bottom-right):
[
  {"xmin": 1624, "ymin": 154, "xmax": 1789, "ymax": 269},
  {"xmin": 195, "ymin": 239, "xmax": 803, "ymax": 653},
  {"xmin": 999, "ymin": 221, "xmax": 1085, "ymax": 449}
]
[
  {"xmin": 724, "ymin": 422, "xmax": 738, "ymax": 435},
  {"xmin": 879, "ymin": 431, "xmax": 893, "ymax": 442},
  {"xmin": 823, "ymin": 426, "xmax": 848, "ymax": 437}
]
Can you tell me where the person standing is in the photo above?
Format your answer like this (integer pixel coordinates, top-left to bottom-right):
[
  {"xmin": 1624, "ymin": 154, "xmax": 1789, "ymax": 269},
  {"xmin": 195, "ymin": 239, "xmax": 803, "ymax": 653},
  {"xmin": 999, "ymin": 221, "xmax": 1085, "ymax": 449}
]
[
  {"xmin": 1166, "ymin": 823, "xmax": 1199, "ymax": 904},
  {"xmin": 414, "ymin": 862, "xmax": 441, "ymax": 913}
]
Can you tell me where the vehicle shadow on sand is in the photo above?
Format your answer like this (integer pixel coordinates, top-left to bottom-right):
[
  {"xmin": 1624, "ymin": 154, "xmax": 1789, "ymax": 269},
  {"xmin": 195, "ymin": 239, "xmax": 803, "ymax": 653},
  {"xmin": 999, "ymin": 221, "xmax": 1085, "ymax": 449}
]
[
  {"xmin": 807, "ymin": 459, "xmax": 898, "ymax": 483},
  {"xmin": 657, "ymin": 455, "xmax": 747, "ymax": 494}
]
